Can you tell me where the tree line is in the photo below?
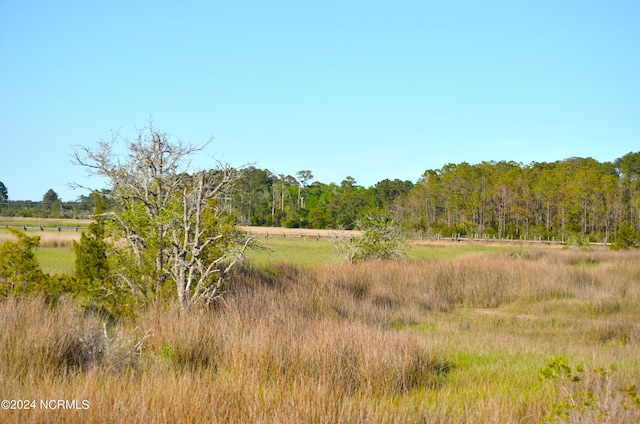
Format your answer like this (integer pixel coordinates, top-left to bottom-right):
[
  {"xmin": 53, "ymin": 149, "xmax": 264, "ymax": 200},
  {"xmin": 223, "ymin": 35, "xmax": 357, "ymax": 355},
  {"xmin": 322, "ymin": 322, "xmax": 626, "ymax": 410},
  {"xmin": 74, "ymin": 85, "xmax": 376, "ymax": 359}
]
[
  {"xmin": 1, "ymin": 152, "xmax": 639, "ymax": 245},
  {"xmin": 398, "ymin": 154, "xmax": 640, "ymax": 245},
  {"xmin": 228, "ymin": 168, "xmax": 414, "ymax": 230},
  {"xmin": 201, "ymin": 153, "xmax": 640, "ymax": 246},
  {"xmin": 0, "ymin": 186, "xmax": 100, "ymax": 219},
  {"xmin": 0, "ymin": 172, "xmax": 416, "ymax": 229}
]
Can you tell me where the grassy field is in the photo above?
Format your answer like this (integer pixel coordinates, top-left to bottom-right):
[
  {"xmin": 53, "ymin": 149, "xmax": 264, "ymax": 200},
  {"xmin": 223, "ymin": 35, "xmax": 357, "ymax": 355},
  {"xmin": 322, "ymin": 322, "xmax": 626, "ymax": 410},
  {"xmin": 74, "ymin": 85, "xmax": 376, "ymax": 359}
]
[
  {"xmin": 1, "ymin": 227, "xmax": 79, "ymax": 275},
  {"xmin": 3, "ymin": 224, "xmax": 517, "ymax": 273},
  {"xmin": 0, "ymin": 217, "xmax": 91, "ymax": 229},
  {"xmin": 30, "ymin": 236, "xmax": 515, "ymax": 274},
  {"xmin": 251, "ymin": 236, "xmax": 521, "ymax": 266},
  {"xmin": 35, "ymin": 247, "xmax": 77, "ymax": 275},
  {"xmin": 1, "ymin": 227, "xmax": 640, "ymax": 422}
]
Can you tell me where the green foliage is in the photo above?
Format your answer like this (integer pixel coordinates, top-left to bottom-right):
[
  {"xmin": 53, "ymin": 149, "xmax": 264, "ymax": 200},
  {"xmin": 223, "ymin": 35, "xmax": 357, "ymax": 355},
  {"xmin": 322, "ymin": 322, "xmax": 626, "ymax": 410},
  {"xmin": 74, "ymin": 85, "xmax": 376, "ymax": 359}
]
[
  {"xmin": 72, "ymin": 193, "xmax": 136, "ymax": 319},
  {"xmin": 8, "ymin": 152, "xmax": 640, "ymax": 241},
  {"xmin": 614, "ymin": 151, "xmax": 640, "ymax": 181},
  {"xmin": 563, "ymin": 235, "xmax": 592, "ymax": 251},
  {"xmin": 40, "ymin": 189, "xmax": 63, "ymax": 218},
  {"xmin": 74, "ymin": 193, "xmax": 109, "ymax": 285},
  {"xmin": 0, "ymin": 194, "xmax": 100, "ymax": 218},
  {"xmin": 42, "ymin": 189, "xmax": 60, "ymax": 204},
  {"xmin": 0, "ymin": 181, "xmax": 7, "ymax": 202},
  {"xmin": 0, "ymin": 228, "xmax": 98, "ymax": 306},
  {"xmin": 160, "ymin": 343, "xmax": 179, "ymax": 361},
  {"xmin": 612, "ymin": 223, "xmax": 639, "ymax": 250},
  {"xmin": 0, "ymin": 229, "xmax": 47, "ymax": 296},
  {"xmin": 353, "ymin": 213, "xmax": 406, "ymax": 262},
  {"xmin": 402, "ymin": 156, "xmax": 640, "ymax": 243},
  {"xmin": 538, "ymin": 356, "xmax": 584, "ymax": 384},
  {"xmin": 334, "ymin": 213, "xmax": 406, "ymax": 264},
  {"xmin": 539, "ymin": 356, "xmax": 640, "ymax": 422},
  {"xmin": 228, "ymin": 168, "xmax": 412, "ymax": 230}
]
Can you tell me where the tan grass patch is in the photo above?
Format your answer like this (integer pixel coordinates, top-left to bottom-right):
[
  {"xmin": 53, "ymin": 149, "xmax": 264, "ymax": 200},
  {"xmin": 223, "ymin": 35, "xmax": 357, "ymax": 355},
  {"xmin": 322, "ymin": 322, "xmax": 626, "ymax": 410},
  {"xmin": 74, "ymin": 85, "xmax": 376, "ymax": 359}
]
[{"xmin": 0, "ymin": 229, "xmax": 81, "ymax": 248}]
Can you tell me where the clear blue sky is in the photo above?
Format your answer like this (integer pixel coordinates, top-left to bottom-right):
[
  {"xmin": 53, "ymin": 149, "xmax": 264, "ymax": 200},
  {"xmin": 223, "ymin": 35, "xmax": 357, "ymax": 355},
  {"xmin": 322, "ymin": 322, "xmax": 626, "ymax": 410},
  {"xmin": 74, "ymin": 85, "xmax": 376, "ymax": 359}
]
[{"xmin": 1, "ymin": 1, "xmax": 638, "ymax": 201}]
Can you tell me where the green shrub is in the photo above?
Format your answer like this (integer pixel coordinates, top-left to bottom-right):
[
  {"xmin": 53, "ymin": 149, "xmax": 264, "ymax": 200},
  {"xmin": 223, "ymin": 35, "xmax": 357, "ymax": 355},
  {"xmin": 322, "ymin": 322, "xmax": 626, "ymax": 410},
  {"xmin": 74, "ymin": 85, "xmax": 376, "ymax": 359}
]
[
  {"xmin": 73, "ymin": 193, "xmax": 109, "ymax": 292},
  {"xmin": 612, "ymin": 223, "xmax": 639, "ymax": 250},
  {"xmin": 0, "ymin": 229, "xmax": 47, "ymax": 296},
  {"xmin": 539, "ymin": 356, "xmax": 640, "ymax": 423},
  {"xmin": 334, "ymin": 213, "xmax": 406, "ymax": 264}
]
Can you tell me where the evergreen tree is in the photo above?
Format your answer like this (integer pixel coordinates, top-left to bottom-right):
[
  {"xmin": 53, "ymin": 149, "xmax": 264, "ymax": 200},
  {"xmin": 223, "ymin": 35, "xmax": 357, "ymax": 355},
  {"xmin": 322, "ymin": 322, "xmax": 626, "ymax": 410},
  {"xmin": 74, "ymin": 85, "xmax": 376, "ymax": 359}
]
[
  {"xmin": 0, "ymin": 181, "xmax": 8, "ymax": 202},
  {"xmin": 0, "ymin": 229, "xmax": 46, "ymax": 296},
  {"xmin": 74, "ymin": 193, "xmax": 109, "ymax": 293},
  {"xmin": 612, "ymin": 223, "xmax": 639, "ymax": 250},
  {"xmin": 42, "ymin": 188, "xmax": 59, "ymax": 203}
]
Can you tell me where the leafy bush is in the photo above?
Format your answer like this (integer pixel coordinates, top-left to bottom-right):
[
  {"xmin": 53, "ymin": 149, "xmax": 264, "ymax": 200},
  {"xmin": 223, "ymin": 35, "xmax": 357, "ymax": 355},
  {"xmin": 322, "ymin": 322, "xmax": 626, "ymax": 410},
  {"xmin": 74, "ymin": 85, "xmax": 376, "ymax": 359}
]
[
  {"xmin": 539, "ymin": 356, "xmax": 640, "ymax": 423},
  {"xmin": 333, "ymin": 213, "xmax": 406, "ymax": 264},
  {"xmin": 354, "ymin": 213, "xmax": 407, "ymax": 262}
]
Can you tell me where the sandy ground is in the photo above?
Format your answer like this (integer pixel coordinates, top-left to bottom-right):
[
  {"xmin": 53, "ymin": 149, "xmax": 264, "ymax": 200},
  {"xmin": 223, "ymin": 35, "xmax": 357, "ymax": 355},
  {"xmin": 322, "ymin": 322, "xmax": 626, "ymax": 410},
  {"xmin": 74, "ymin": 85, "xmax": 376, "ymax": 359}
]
[
  {"xmin": 0, "ymin": 222, "xmax": 361, "ymax": 244},
  {"xmin": 239, "ymin": 226, "xmax": 362, "ymax": 239}
]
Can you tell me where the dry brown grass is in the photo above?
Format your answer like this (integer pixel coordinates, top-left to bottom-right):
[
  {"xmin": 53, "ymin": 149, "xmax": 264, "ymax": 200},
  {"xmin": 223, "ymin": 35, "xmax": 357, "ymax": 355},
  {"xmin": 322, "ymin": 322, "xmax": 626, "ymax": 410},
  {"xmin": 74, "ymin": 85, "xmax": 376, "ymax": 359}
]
[
  {"xmin": 0, "ymin": 229, "xmax": 81, "ymax": 248},
  {"xmin": 1, "ymin": 247, "xmax": 639, "ymax": 422},
  {"xmin": 239, "ymin": 225, "xmax": 362, "ymax": 238},
  {"xmin": 0, "ymin": 217, "xmax": 89, "ymax": 248}
]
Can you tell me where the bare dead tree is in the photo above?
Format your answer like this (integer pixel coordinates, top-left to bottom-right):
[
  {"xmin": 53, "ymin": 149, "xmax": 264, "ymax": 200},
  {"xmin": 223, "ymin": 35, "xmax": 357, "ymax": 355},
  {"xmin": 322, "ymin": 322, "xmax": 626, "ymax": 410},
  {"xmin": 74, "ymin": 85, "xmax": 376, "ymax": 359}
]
[
  {"xmin": 169, "ymin": 169, "xmax": 253, "ymax": 307},
  {"xmin": 72, "ymin": 122, "xmax": 254, "ymax": 309},
  {"xmin": 331, "ymin": 229, "xmax": 358, "ymax": 265}
]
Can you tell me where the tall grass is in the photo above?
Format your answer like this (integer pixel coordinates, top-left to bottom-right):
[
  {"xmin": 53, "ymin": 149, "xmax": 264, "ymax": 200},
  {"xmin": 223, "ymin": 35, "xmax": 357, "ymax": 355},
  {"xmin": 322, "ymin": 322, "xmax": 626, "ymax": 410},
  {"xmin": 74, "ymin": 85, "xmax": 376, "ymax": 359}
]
[
  {"xmin": 1, "ymin": 247, "xmax": 639, "ymax": 422},
  {"xmin": 0, "ymin": 229, "xmax": 80, "ymax": 248}
]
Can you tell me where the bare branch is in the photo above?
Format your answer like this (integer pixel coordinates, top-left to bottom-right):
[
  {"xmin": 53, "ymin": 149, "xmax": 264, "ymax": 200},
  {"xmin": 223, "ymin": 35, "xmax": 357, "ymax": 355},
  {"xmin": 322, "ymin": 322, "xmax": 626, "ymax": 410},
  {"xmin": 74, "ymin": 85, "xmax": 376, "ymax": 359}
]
[{"xmin": 72, "ymin": 122, "xmax": 254, "ymax": 310}]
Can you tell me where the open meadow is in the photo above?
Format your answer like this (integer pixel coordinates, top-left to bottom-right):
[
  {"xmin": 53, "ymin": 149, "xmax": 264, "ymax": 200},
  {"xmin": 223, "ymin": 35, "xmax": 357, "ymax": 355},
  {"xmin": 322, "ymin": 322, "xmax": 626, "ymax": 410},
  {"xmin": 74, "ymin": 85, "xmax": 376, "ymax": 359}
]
[{"xmin": 1, "ymin": 224, "xmax": 640, "ymax": 422}]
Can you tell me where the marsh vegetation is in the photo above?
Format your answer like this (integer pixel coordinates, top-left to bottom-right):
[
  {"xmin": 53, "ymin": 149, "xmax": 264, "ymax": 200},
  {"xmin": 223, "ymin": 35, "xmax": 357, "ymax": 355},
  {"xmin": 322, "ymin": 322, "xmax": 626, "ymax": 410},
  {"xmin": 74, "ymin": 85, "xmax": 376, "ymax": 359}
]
[{"xmin": 1, "ymin": 235, "xmax": 639, "ymax": 422}]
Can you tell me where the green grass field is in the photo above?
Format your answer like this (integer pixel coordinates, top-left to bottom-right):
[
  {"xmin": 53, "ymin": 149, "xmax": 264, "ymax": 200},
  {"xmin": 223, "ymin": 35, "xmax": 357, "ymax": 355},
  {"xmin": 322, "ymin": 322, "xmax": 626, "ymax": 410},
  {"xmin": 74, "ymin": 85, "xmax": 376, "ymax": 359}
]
[
  {"xmin": 0, "ymin": 226, "xmax": 79, "ymax": 275},
  {"xmin": 35, "ymin": 247, "xmax": 76, "ymax": 275},
  {"xmin": 247, "ymin": 237, "xmax": 341, "ymax": 267},
  {"xmin": 31, "ymin": 236, "xmax": 516, "ymax": 274},
  {"xmin": 0, "ymin": 217, "xmax": 90, "ymax": 229}
]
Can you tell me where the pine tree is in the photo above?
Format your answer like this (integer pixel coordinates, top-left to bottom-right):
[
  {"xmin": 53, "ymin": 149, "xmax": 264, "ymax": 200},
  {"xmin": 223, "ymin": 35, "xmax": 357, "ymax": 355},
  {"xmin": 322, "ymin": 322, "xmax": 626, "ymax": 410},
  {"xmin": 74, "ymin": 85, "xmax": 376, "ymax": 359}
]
[
  {"xmin": 74, "ymin": 193, "xmax": 109, "ymax": 290},
  {"xmin": 0, "ymin": 229, "xmax": 46, "ymax": 296}
]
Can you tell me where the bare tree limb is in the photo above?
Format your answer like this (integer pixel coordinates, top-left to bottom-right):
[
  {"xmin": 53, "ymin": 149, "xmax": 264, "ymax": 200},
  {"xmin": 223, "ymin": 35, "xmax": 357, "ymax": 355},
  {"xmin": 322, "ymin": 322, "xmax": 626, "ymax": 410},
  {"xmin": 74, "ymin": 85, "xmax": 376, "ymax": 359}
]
[{"xmin": 72, "ymin": 122, "xmax": 254, "ymax": 309}]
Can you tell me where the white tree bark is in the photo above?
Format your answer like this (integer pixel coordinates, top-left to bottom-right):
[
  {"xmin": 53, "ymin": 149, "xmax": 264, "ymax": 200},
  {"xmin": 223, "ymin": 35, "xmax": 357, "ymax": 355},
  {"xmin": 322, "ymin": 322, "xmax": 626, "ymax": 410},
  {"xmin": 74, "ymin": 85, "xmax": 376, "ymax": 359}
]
[{"xmin": 72, "ymin": 122, "xmax": 253, "ymax": 308}]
